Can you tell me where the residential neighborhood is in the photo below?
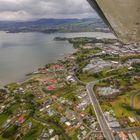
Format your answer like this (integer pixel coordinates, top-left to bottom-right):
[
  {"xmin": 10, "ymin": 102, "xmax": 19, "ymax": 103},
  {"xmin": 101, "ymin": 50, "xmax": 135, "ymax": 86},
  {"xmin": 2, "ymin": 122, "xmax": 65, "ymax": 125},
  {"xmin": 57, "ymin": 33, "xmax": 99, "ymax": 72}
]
[{"xmin": 0, "ymin": 37, "xmax": 140, "ymax": 140}]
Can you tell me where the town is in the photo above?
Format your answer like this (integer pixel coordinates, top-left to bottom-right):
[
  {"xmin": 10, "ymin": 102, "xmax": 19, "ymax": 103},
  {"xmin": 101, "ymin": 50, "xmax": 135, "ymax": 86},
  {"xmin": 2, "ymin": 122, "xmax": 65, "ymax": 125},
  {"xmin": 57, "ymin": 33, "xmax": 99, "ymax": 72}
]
[{"xmin": 0, "ymin": 37, "xmax": 140, "ymax": 140}]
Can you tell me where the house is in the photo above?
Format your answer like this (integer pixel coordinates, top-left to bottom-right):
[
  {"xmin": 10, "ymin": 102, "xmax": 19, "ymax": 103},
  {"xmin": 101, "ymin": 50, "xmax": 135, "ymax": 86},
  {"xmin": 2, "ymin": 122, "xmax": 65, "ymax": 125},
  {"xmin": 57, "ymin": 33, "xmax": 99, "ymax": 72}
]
[
  {"xmin": 50, "ymin": 135, "xmax": 59, "ymax": 140},
  {"xmin": 104, "ymin": 112, "xmax": 120, "ymax": 128},
  {"xmin": 65, "ymin": 122, "xmax": 71, "ymax": 126},
  {"xmin": 60, "ymin": 117, "xmax": 67, "ymax": 123},
  {"xmin": 128, "ymin": 133, "xmax": 135, "ymax": 140},
  {"xmin": 132, "ymin": 133, "xmax": 139, "ymax": 140},
  {"xmin": 18, "ymin": 115, "xmax": 25, "ymax": 124},
  {"xmin": 66, "ymin": 75, "xmax": 76, "ymax": 83},
  {"xmin": 82, "ymin": 43, "xmax": 93, "ymax": 49},
  {"xmin": 47, "ymin": 85, "xmax": 56, "ymax": 91},
  {"xmin": 118, "ymin": 132, "xmax": 128, "ymax": 140},
  {"xmin": 97, "ymin": 87, "xmax": 120, "ymax": 96},
  {"xmin": 128, "ymin": 117, "xmax": 136, "ymax": 123},
  {"xmin": 49, "ymin": 129, "xmax": 54, "ymax": 136}
]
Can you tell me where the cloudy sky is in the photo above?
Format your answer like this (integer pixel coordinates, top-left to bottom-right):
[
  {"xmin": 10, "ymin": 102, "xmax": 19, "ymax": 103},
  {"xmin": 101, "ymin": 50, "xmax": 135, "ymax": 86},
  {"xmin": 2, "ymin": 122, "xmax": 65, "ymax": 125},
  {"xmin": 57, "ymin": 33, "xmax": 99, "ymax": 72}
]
[{"xmin": 0, "ymin": 0, "xmax": 98, "ymax": 21}]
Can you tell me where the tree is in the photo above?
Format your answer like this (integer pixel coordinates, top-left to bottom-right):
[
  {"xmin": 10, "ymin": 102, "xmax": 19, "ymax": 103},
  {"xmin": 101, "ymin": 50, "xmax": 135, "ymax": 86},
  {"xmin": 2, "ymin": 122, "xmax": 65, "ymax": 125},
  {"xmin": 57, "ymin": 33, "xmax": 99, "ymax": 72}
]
[
  {"xmin": 88, "ymin": 107, "xmax": 94, "ymax": 116},
  {"xmin": 2, "ymin": 125, "xmax": 19, "ymax": 138}
]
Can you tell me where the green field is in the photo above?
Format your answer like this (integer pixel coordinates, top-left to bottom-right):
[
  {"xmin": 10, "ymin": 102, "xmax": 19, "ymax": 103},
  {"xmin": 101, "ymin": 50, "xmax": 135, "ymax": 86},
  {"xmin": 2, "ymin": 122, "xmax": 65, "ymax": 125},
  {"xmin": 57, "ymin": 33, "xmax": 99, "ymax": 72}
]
[
  {"xmin": 0, "ymin": 114, "xmax": 9, "ymax": 126},
  {"xmin": 22, "ymin": 118, "xmax": 43, "ymax": 140},
  {"xmin": 100, "ymin": 81, "xmax": 140, "ymax": 118},
  {"xmin": 134, "ymin": 94, "xmax": 140, "ymax": 110}
]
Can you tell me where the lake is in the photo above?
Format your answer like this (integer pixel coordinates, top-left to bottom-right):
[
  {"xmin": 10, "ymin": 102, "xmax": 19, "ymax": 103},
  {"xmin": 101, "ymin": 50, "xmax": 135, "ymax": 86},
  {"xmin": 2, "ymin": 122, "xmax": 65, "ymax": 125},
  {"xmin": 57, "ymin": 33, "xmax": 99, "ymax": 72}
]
[{"xmin": 0, "ymin": 31, "xmax": 115, "ymax": 86}]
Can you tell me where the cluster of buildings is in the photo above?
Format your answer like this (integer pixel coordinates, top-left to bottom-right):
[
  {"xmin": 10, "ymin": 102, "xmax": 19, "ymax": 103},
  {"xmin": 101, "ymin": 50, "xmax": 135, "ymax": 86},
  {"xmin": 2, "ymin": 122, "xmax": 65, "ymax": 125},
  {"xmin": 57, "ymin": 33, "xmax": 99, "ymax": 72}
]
[
  {"xmin": 0, "ymin": 38, "xmax": 140, "ymax": 140},
  {"xmin": 97, "ymin": 86, "xmax": 120, "ymax": 97},
  {"xmin": 104, "ymin": 111, "xmax": 121, "ymax": 128},
  {"xmin": 84, "ymin": 42, "xmax": 140, "ymax": 57},
  {"xmin": 38, "ymin": 128, "xmax": 58, "ymax": 140},
  {"xmin": 35, "ymin": 64, "xmax": 68, "ymax": 91},
  {"xmin": 118, "ymin": 132, "xmax": 139, "ymax": 140},
  {"xmin": 82, "ymin": 42, "xmax": 140, "ymax": 74},
  {"xmin": 0, "ymin": 88, "xmax": 11, "ymax": 114},
  {"xmin": 104, "ymin": 111, "xmax": 139, "ymax": 140},
  {"xmin": 38, "ymin": 84, "xmax": 102, "ymax": 139},
  {"xmin": 83, "ymin": 58, "xmax": 123, "ymax": 73},
  {"xmin": 1, "ymin": 109, "xmax": 29, "ymax": 134},
  {"xmin": 81, "ymin": 41, "xmax": 140, "ymax": 140}
]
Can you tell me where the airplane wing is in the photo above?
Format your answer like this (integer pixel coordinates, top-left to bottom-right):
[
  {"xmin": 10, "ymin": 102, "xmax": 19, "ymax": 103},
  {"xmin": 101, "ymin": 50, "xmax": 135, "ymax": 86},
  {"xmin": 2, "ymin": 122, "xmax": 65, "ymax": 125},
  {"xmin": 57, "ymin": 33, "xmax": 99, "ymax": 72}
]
[{"xmin": 87, "ymin": 0, "xmax": 140, "ymax": 44}]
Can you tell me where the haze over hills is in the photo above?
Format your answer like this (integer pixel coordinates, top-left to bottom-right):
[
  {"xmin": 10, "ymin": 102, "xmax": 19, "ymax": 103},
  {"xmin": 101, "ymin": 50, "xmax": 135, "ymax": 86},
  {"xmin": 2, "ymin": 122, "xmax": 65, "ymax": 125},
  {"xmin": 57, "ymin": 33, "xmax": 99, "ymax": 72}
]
[{"xmin": 0, "ymin": 18, "xmax": 108, "ymax": 33}]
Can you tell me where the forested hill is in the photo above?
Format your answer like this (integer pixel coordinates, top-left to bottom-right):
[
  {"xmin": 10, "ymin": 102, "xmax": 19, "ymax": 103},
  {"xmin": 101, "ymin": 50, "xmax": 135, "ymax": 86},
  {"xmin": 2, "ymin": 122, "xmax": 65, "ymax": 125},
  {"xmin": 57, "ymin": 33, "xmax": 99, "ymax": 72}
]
[{"xmin": 0, "ymin": 18, "xmax": 108, "ymax": 33}]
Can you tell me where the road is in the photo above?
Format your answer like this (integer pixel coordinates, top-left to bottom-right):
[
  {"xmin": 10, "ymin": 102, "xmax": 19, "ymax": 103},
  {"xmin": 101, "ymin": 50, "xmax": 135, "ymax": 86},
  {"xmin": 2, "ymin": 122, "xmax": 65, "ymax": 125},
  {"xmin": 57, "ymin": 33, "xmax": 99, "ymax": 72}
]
[
  {"xmin": 74, "ymin": 69, "xmax": 133, "ymax": 139},
  {"xmin": 86, "ymin": 81, "xmax": 115, "ymax": 140},
  {"xmin": 131, "ymin": 91, "xmax": 140, "ymax": 110},
  {"xmin": 113, "ymin": 127, "xmax": 140, "ymax": 133}
]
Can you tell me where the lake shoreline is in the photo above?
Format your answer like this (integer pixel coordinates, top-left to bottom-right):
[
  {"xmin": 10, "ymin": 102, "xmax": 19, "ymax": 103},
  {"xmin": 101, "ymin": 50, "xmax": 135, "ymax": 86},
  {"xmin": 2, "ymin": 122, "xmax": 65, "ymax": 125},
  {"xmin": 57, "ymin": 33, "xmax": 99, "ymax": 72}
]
[{"xmin": 0, "ymin": 31, "xmax": 115, "ymax": 87}]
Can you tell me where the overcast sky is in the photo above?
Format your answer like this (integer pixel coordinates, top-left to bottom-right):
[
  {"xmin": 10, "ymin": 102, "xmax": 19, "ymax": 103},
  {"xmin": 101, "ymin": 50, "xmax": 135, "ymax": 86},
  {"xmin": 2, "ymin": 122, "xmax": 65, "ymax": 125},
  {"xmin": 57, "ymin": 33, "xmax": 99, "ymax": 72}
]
[{"xmin": 0, "ymin": 0, "xmax": 98, "ymax": 21}]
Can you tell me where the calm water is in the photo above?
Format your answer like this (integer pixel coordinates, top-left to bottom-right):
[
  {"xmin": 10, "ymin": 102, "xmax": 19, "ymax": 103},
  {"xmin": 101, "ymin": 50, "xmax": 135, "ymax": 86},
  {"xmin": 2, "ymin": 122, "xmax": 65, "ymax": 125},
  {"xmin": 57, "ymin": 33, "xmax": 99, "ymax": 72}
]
[{"xmin": 0, "ymin": 31, "xmax": 115, "ymax": 86}]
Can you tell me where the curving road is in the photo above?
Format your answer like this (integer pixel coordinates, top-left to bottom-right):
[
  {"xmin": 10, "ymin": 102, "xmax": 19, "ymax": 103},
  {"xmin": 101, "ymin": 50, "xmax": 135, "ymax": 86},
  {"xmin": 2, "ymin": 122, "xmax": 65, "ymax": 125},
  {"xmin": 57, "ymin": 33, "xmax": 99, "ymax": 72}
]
[
  {"xmin": 131, "ymin": 91, "xmax": 140, "ymax": 123},
  {"xmin": 86, "ymin": 81, "xmax": 115, "ymax": 140}
]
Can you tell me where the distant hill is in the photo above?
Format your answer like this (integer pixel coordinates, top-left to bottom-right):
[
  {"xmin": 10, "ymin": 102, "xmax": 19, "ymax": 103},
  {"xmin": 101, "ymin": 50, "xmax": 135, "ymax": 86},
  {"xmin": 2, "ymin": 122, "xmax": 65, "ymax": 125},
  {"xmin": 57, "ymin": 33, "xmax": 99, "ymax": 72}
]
[{"xmin": 0, "ymin": 18, "xmax": 109, "ymax": 33}]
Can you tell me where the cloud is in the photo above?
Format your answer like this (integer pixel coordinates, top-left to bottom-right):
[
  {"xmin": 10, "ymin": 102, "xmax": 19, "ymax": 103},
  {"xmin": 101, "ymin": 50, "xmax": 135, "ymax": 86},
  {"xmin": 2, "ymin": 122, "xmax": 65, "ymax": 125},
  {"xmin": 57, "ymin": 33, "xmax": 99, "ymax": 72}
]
[{"xmin": 0, "ymin": 0, "xmax": 97, "ymax": 20}]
